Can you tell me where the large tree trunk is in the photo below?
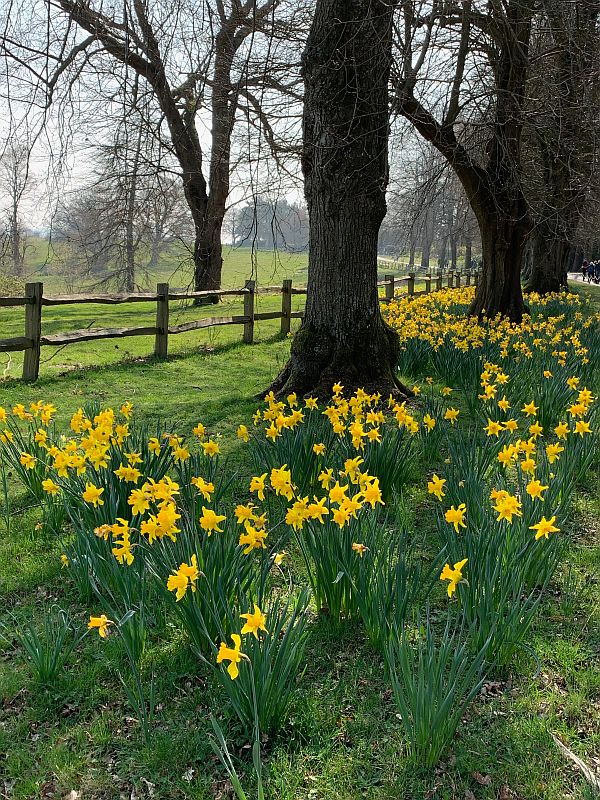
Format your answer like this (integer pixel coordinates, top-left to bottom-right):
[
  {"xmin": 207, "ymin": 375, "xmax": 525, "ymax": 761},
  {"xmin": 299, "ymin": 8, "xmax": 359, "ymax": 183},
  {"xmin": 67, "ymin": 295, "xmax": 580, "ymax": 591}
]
[
  {"xmin": 524, "ymin": 228, "xmax": 569, "ymax": 294},
  {"xmin": 193, "ymin": 30, "xmax": 236, "ymax": 298},
  {"xmin": 469, "ymin": 201, "xmax": 529, "ymax": 321},
  {"xmin": 268, "ymin": 0, "xmax": 407, "ymax": 399}
]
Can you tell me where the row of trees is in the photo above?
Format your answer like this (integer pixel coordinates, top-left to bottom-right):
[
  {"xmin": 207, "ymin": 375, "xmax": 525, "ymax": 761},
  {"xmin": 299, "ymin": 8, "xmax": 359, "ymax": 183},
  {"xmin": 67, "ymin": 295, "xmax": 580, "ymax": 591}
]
[
  {"xmin": 1, "ymin": 1, "xmax": 599, "ymax": 393},
  {"xmin": 2, "ymin": 2, "xmax": 598, "ymax": 297},
  {"xmin": 273, "ymin": 0, "xmax": 600, "ymax": 395}
]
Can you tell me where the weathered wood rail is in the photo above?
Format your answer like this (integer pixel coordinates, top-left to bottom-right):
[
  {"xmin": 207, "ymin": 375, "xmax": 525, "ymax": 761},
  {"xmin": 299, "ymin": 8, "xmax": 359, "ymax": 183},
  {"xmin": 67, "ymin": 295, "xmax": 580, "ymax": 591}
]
[{"xmin": 1, "ymin": 269, "xmax": 477, "ymax": 381}]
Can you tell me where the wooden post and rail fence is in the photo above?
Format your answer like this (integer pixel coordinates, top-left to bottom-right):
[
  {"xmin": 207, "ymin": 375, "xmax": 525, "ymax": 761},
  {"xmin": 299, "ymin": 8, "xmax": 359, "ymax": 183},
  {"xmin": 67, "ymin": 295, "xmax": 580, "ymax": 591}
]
[{"xmin": 1, "ymin": 269, "xmax": 478, "ymax": 382}]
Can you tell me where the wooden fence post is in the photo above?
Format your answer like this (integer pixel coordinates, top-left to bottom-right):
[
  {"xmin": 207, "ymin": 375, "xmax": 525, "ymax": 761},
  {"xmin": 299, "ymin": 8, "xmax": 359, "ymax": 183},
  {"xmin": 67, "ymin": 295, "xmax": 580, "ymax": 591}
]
[
  {"xmin": 154, "ymin": 282, "xmax": 169, "ymax": 358},
  {"xmin": 425, "ymin": 274, "xmax": 431, "ymax": 294},
  {"xmin": 436, "ymin": 271, "xmax": 443, "ymax": 291},
  {"xmin": 407, "ymin": 273, "xmax": 415, "ymax": 296},
  {"xmin": 448, "ymin": 270, "xmax": 454, "ymax": 288},
  {"xmin": 22, "ymin": 282, "xmax": 43, "ymax": 381},
  {"xmin": 455, "ymin": 272, "xmax": 462, "ymax": 288},
  {"xmin": 465, "ymin": 271, "xmax": 471, "ymax": 286},
  {"xmin": 243, "ymin": 280, "xmax": 255, "ymax": 344},
  {"xmin": 474, "ymin": 271, "xmax": 479, "ymax": 287},
  {"xmin": 385, "ymin": 274, "xmax": 395, "ymax": 302},
  {"xmin": 280, "ymin": 279, "xmax": 292, "ymax": 336}
]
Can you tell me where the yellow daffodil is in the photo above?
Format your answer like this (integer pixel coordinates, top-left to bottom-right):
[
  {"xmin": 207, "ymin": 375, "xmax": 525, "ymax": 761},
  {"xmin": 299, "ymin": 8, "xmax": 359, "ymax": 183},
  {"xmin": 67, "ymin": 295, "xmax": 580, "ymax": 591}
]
[
  {"xmin": 239, "ymin": 524, "xmax": 267, "ymax": 553},
  {"xmin": 199, "ymin": 507, "xmax": 226, "ymax": 535},
  {"xmin": 82, "ymin": 482, "xmax": 104, "ymax": 507},
  {"xmin": 19, "ymin": 453, "xmax": 36, "ymax": 470},
  {"xmin": 249, "ymin": 473, "xmax": 267, "ymax": 501},
  {"xmin": 440, "ymin": 558, "xmax": 468, "ymax": 597},
  {"xmin": 217, "ymin": 634, "xmax": 246, "ymax": 680},
  {"xmin": 485, "ymin": 419, "xmax": 502, "ymax": 437},
  {"xmin": 493, "ymin": 492, "xmax": 522, "ymax": 523},
  {"xmin": 240, "ymin": 605, "xmax": 268, "ymax": 639},
  {"xmin": 444, "ymin": 504, "xmax": 467, "ymax": 532},
  {"xmin": 423, "ymin": 413, "xmax": 436, "ymax": 432},
  {"xmin": 545, "ymin": 442, "xmax": 564, "ymax": 464},
  {"xmin": 167, "ymin": 555, "xmax": 200, "ymax": 601},
  {"xmin": 526, "ymin": 479, "xmax": 549, "ymax": 501},
  {"xmin": 202, "ymin": 440, "xmax": 220, "ymax": 457},
  {"xmin": 574, "ymin": 420, "xmax": 592, "ymax": 436},
  {"xmin": 530, "ymin": 516, "xmax": 560, "ymax": 540},
  {"xmin": 427, "ymin": 474, "xmax": 446, "ymax": 501},
  {"xmin": 521, "ymin": 401, "xmax": 538, "ymax": 417},
  {"xmin": 88, "ymin": 614, "xmax": 113, "ymax": 638},
  {"xmin": 444, "ymin": 408, "xmax": 459, "ymax": 425},
  {"xmin": 191, "ymin": 476, "xmax": 214, "ymax": 501}
]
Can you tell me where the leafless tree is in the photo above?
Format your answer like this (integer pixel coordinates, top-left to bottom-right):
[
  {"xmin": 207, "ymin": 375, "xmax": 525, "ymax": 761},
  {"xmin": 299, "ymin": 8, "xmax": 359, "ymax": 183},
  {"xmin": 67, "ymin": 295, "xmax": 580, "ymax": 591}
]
[
  {"xmin": 392, "ymin": 1, "xmax": 541, "ymax": 321},
  {"xmin": 0, "ymin": 0, "xmax": 306, "ymax": 296},
  {"xmin": 0, "ymin": 140, "xmax": 32, "ymax": 276},
  {"xmin": 54, "ymin": 154, "xmax": 192, "ymax": 291},
  {"xmin": 392, "ymin": 2, "xmax": 600, "ymax": 316}
]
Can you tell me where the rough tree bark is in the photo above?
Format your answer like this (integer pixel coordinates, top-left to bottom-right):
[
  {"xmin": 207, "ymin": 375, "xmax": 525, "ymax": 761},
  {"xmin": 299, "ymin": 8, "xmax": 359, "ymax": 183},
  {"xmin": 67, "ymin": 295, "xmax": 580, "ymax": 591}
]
[
  {"xmin": 472, "ymin": 196, "xmax": 530, "ymax": 319},
  {"xmin": 527, "ymin": 232, "xmax": 569, "ymax": 293},
  {"xmin": 523, "ymin": 0, "xmax": 600, "ymax": 294},
  {"xmin": 269, "ymin": 0, "xmax": 408, "ymax": 399}
]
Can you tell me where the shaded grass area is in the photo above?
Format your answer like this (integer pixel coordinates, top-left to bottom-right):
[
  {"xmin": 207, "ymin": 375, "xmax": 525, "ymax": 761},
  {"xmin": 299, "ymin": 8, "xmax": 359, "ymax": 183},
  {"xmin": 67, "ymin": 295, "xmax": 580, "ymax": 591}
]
[{"xmin": 1, "ymin": 286, "xmax": 599, "ymax": 799}]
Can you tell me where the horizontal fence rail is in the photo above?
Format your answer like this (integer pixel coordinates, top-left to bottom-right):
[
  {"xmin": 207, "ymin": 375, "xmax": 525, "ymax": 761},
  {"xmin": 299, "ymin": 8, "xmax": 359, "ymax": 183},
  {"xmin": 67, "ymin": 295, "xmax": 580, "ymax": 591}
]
[{"xmin": 0, "ymin": 269, "xmax": 477, "ymax": 381}]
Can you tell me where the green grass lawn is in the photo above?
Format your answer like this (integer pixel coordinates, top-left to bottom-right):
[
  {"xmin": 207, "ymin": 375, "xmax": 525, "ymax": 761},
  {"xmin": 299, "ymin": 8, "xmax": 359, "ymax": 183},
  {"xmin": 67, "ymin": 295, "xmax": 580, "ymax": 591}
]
[
  {"xmin": 0, "ymin": 245, "xmax": 424, "ymax": 383},
  {"xmin": 16, "ymin": 239, "xmax": 310, "ymax": 293},
  {"xmin": 0, "ymin": 285, "xmax": 598, "ymax": 800},
  {"xmin": 1, "ymin": 246, "xmax": 311, "ymax": 382}
]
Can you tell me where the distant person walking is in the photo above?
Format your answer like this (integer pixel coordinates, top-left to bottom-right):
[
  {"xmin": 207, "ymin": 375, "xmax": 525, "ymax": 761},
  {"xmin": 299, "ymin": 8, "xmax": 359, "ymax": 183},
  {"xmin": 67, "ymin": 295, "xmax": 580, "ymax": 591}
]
[{"xmin": 582, "ymin": 260, "xmax": 589, "ymax": 281}]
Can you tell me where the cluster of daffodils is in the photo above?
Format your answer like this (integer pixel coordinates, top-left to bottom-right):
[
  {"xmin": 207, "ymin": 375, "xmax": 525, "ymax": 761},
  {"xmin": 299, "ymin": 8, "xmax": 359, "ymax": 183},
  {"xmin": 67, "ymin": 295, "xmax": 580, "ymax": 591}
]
[
  {"xmin": 429, "ymin": 365, "xmax": 595, "ymax": 598},
  {"xmin": 239, "ymin": 456, "xmax": 384, "ymax": 555},
  {"xmin": 249, "ymin": 383, "xmax": 450, "ymax": 456},
  {"xmin": 250, "ymin": 390, "xmax": 311, "ymax": 442},
  {"xmin": 3, "ymin": 283, "xmax": 597, "ymax": 697},
  {"xmin": 384, "ymin": 287, "xmax": 597, "ymax": 365},
  {"xmin": 0, "ymin": 393, "xmax": 391, "ymax": 682}
]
